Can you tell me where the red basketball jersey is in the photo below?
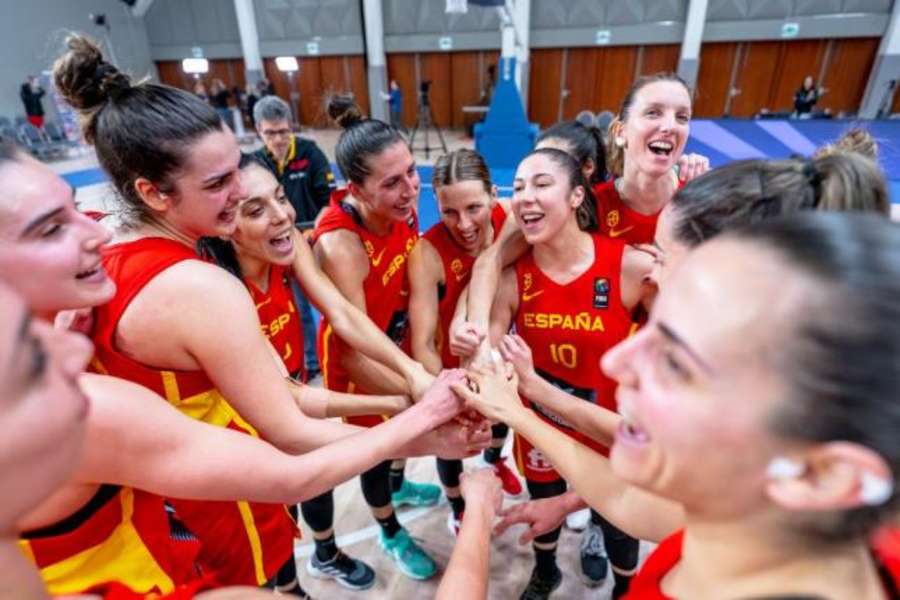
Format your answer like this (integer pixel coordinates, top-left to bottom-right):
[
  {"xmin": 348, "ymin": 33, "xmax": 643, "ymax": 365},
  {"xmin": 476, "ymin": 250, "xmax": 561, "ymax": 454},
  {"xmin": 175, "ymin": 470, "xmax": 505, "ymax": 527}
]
[
  {"xmin": 19, "ymin": 486, "xmax": 194, "ymax": 596},
  {"xmin": 625, "ymin": 529, "xmax": 900, "ymax": 599},
  {"xmin": 594, "ymin": 180, "xmax": 661, "ymax": 245},
  {"xmin": 246, "ymin": 264, "xmax": 305, "ymax": 381},
  {"xmin": 421, "ymin": 203, "xmax": 507, "ymax": 368},
  {"xmin": 512, "ymin": 234, "xmax": 632, "ymax": 480},
  {"xmin": 313, "ymin": 189, "xmax": 418, "ymax": 426},
  {"xmin": 91, "ymin": 237, "xmax": 296, "ymax": 586}
]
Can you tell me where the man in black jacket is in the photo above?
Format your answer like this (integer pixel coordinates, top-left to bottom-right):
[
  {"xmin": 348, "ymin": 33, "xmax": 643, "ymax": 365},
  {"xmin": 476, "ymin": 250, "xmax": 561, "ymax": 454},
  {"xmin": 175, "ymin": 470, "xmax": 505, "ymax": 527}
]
[
  {"xmin": 252, "ymin": 95, "xmax": 336, "ymax": 380},
  {"xmin": 253, "ymin": 96, "xmax": 335, "ymax": 231}
]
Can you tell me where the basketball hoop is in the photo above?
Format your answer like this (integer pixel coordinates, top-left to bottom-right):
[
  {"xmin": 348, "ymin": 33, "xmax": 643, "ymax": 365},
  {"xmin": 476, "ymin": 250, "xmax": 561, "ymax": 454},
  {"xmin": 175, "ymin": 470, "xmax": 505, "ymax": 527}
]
[{"xmin": 446, "ymin": 0, "xmax": 467, "ymax": 14}]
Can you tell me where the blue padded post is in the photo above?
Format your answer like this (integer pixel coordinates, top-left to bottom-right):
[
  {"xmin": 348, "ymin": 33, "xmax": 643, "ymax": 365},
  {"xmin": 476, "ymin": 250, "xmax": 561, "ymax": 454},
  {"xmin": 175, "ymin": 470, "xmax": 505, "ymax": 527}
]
[{"xmin": 475, "ymin": 57, "xmax": 539, "ymax": 169}]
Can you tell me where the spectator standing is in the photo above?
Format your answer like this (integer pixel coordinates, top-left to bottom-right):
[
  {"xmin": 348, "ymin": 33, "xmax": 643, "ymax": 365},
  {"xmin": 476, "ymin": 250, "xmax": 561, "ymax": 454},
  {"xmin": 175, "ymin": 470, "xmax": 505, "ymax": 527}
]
[
  {"xmin": 210, "ymin": 78, "xmax": 233, "ymax": 130},
  {"xmin": 793, "ymin": 75, "xmax": 824, "ymax": 118},
  {"xmin": 253, "ymin": 95, "xmax": 336, "ymax": 379},
  {"xmin": 381, "ymin": 79, "xmax": 403, "ymax": 131},
  {"xmin": 257, "ymin": 77, "xmax": 275, "ymax": 97},
  {"xmin": 245, "ymin": 83, "xmax": 260, "ymax": 128},
  {"xmin": 193, "ymin": 80, "xmax": 208, "ymax": 103},
  {"xmin": 20, "ymin": 75, "xmax": 46, "ymax": 128}
]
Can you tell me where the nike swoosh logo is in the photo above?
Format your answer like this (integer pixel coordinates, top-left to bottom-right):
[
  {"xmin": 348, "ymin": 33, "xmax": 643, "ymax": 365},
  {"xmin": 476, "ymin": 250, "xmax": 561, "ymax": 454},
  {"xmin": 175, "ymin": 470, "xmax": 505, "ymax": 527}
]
[
  {"xmin": 255, "ymin": 298, "xmax": 272, "ymax": 310},
  {"xmin": 608, "ymin": 226, "xmax": 635, "ymax": 239},
  {"xmin": 454, "ymin": 271, "xmax": 468, "ymax": 282},
  {"xmin": 521, "ymin": 290, "xmax": 544, "ymax": 302},
  {"xmin": 370, "ymin": 248, "xmax": 387, "ymax": 267}
]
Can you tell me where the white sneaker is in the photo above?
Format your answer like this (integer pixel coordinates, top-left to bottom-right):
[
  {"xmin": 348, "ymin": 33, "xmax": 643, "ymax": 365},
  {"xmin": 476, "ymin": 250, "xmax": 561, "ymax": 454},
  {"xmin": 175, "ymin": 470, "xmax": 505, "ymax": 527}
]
[
  {"xmin": 565, "ymin": 508, "xmax": 590, "ymax": 531},
  {"xmin": 446, "ymin": 511, "xmax": 461, "ymax": 537}
]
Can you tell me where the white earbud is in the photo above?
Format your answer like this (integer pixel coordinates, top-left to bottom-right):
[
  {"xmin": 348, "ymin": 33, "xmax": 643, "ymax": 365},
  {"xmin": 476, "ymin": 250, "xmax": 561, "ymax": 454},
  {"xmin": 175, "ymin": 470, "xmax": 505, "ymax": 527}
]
[
  {"xmin": 615, "ymin": 137, "xmax": 625, "ymax": 148},
  {"xmin": 767, "ymin": 457, "xmax": 893, "ymax": 506},
  {"xmin": 766, "ymin": 456, "xmax": 805, "ymax": 479},
  {"xmin": 860, "ymin": 471, "xmax": 894, "ymax": 506}
]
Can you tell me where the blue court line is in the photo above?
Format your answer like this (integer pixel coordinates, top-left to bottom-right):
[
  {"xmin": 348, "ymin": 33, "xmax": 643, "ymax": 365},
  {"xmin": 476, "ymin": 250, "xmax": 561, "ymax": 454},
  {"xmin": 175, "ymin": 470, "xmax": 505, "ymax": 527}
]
[
  {"xmin": 754, "ymin": 121, "xmax": 818, "ymax": 156},
  {"xmin": 683, "ymin": 137, "xmax": 733, "ymax": 168},
  {"xmin": 689, "ymin": 120, "xmax": 766, "ymax": 160},
  {"xmin": 714, "ymin": 119, "xmax": 799, "ymax": 158}
]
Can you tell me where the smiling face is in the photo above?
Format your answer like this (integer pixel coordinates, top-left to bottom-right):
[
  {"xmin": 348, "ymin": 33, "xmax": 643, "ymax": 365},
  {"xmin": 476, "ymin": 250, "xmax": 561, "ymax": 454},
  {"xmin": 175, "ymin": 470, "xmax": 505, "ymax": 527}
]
[
  {"xmin": 620, "ymin": 80, "xmax": 691, "ymax": 177},
  {"xmin": 231, "ymin": 164, "xmax": 297, "ymax": 267},
  {"xmin": 0, "ymin": 155, "xmax": 115, "ymax": 314},
  {"xmin": 162, "ymin": 127, "xmax": 245, "ymax": 241},
  {"xmin": 436, "ymin": 179, "xmax": 496, "ymax": 253},
  {"xmin": 350, "ymin": 141, "xmax": 420, "ymax": 222},
  {"xmin": 0, "ymin": 282, "xmax": 93, "ymax": 529},
  {"xmin": 601, "ymin": 238, "xmax": 808, "ymax": 517},
  {"xmin": 512, "ymin": 152, "xmax": 584, "ymax": 245}
]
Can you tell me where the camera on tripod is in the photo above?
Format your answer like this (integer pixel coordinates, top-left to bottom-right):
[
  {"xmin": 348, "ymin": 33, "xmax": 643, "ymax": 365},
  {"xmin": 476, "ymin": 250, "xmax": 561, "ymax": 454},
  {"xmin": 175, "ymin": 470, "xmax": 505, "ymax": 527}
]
[
  {"xmin": 418, "ymin": 80, "xmax": 433, "ymax": 107},
  {"xmin": 410, "ymin": 80, "xmax": 446, "ymax": 158}
]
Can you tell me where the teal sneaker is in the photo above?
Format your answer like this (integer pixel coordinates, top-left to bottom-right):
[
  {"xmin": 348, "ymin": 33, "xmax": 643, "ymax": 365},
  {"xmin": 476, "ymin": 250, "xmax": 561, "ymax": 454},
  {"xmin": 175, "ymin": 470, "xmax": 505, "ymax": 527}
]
[
  {"xmin": 379, "ymin": 528, "xmax": 437, "ymax": 580},
  {"xmin": 391, "ymin": 479, "xmax": 441, "ymax": 508}
]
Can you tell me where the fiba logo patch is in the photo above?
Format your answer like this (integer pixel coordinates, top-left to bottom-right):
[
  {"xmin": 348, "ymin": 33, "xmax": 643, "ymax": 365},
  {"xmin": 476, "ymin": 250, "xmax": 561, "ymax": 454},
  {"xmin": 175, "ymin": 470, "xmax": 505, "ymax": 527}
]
[
  {"xmin": 450, "ymin": 258, "xmax": 464, "ymax": 276},
  {"xmin": 593, "ymin": 277, "xmax": 610, "ymax": 309},
  {"xmin": 606, "ymin": 209, "xmax": 620, "ymax": 229},
  {"xmin": 523, "ymin": 272, "xmax": 533, "ymax": 291},
  {"xmin": 363, "ymin": 240, "xmax": 375, "ymax": 257}
]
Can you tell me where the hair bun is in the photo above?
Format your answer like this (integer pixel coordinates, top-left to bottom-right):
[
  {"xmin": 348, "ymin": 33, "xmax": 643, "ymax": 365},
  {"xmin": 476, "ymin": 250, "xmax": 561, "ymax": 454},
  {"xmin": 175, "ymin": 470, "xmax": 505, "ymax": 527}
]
[
  {"xmin": 813, "ymin": 127, "xmax": 878, "ymax": 161},
  {"xmin": 327, "ymin": 94, "xmax": 363, "ymax": 130},
  {"xmin": 96, "ymin": 63, "xmax": 131, "ymax": 100},
  {"xmin": 53, "ymin": 34, "xmax": 131, "ymax": 112}
]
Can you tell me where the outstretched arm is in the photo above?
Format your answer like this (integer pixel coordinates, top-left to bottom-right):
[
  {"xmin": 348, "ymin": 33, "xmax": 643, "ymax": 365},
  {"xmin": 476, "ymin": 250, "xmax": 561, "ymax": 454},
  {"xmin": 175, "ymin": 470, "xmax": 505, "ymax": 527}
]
[
  {"xmin": 450, "ymin": 215, "xmax": 528, "ymax": 359},
  {"xmin": 494, "ymin": 491, "xmax": 586, "ymax": 545},
  {"xmin": 287, "ymin": 379, "xmax": 410, "ymax": 419},
  {"xmin": 408, "ymin": 239, "xmax": 446, "ymax": 376},
  {"xmin": 436, "ymin": 469, "xmax": 502, "ymax": 600},
  {"xmin": 129, "ymin": 260, "xmax": 365, "ymax": 455},
  {"xmin": 453, "ymin": 367, "xmax": 684, "ymax": 543},
  {"xmin": 499, "ymin": 334, "xmax": 619, "ymax": 446},
  {"xmin": 311, "ymin": 229, "xmax": 433, "ymax": 398},
  {"xmin": 76, "ymin": 372, "xmax": 482, "ymax": 505}
]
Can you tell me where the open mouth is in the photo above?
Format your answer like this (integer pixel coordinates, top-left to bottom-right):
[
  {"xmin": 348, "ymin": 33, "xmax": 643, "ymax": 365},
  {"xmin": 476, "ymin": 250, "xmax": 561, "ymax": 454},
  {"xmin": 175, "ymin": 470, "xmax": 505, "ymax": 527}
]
[
  {"xmin": 269, "ymin": 231, "xmax": 293, "ymax": 254},
  {"xmin": 218, "ymin": 204, "xmax": 238, "ymax": 224},
  {"xmin": 617, "ymin": 404, "xmax": 651, "ymax": 444},
  {"xmin": 457, "ymin": 229, "xmax": 479, "ymax": 245},
  {"xmin": 647, "ymin": 140, "xmax": 674, "ymax": 157},
  {"xmin": 618, "ymin": 419, "xmax": 651, "ymax": 443},
  {"xmin": 75, "ymin": 265, "xmax": 103, "ymax": 281},
  {"xmin": 519, "ymin": 212, "xmax": 545, "ymax": 230}
]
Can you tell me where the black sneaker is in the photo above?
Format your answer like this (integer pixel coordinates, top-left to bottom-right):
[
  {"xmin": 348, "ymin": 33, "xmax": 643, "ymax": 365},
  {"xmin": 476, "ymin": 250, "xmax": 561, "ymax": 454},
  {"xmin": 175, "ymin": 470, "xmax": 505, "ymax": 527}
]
[
  {"xmin": 274, "ymin": 580, "xmax": 314, "ymax": 599},
  {"xmin": 519, "ymin": 565, "xmax": 562, "ymax": 600},
  {"xmin": 580, "ymin": 521, "xmax": 609, "ymax": 586},
  {"xmin": 307, "ymin": 550, "xmax": 376, "ymax": 590}
]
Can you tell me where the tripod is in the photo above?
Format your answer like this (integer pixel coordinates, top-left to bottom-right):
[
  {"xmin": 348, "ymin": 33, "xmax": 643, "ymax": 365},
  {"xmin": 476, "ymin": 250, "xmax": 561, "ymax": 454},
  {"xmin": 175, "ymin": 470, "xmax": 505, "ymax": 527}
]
[{"xmin": 409, "ymin": 85, "xmax": 447, "ymax": 159}]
